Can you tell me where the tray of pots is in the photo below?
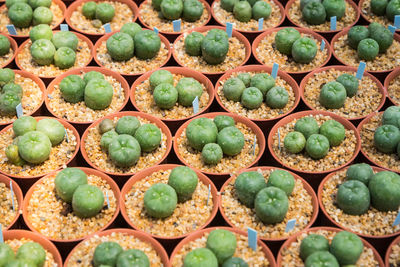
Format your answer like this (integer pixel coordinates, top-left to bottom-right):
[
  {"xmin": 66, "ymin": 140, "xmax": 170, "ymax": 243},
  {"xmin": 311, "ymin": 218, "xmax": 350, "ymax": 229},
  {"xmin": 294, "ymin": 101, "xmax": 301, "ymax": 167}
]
[
  {"xmin": 285, "ymin": 0, "xmax": 359, "ymax": 33},
  {"xmin": 277, "ymin": 227, "xmax": 384, "ymax": 266},
  {"xmin": 300, "ymin": 65, "xmax": 386, "ymax": 121},
  {"xmin": 386, "ymin": 235, "xmax": 400, "ymax": 266},
  {"xmin": 0, "ymin": 0, "xmax": 66, "ymax": 37},
  {"xmin": 332, "ymin": 22, "xmax": 400, "ymax": 73},
  {"xmin": 211, "ymin": 0, "xmax": 284, "ymax": 33},
  {"xmin": 0, "ymin": 230, "xmax": 63, "ymax": 266},
  {"xmin": 0, "ymin": 34, "xmax": 17, "ymax": 69},
  {"xmin": 173, "ymin": 112, "xmax": 265, "ymax": 179},
  {"xmin": 94, "ymin": 24, "xmax": 171, "ymax": 77},
  {"xmin": 219, "ymin": 166, "xmax": 318, "ymax": 241},
  {"xmin": 319, "ymin": 163, "xmax": 400, "ymax": 239},
  {"xmin": 64, "ymin": 228, "xmax": 170, "ymax": 266},
  {"xmin": 170, "ymin": 227, "xmax": 276, "ymax": 266},
  {"xmin": 172, "ymin": 26, "xmax": 251, "ymax": 75},
  {"xmin": 16, "ymin": 27, "xmax": 93, "ymax": 79},
  {"xmin": 358, "ymin": 106, "xmax": 400, "ymax": 173},
  {"xmin": 268, "ymin": 110, "xmax": 360, "ymax": 175},
  {"xmin": 120, "ymin": 164, "xmax": 218, "ymax": 240},
  {"xmin": 359, "ymin": 0, "xmax": 400, "ymax": 29},
  {"xmin": 81, "ymin": 112, "xmax": 172, "ymax": 176},
  {"xmin": 138, "ymin": 0, "xmax": 211, "ymax": 35},
  {"xmin": 0, "ymin": 69, "xmax": 45, "ymax": 126},
  {"xmin": 252, "ymin": 27, "xmax": 331, "ymax": 74},
  {"xmin": 0, "ymin": 116, "xmax": 79, "ymax": 179},
  {"xmin": 22, "ymin": 167, "xmax": 120, "ymax": 243},
  {"xmin": 66, "ymin": 0, "xmax": 138, "ymax": 36},
  {"xmin": 0, "ymin": 174, "xmax": 22, "ymax": 230},
  {"xmin": 385, "ymin": 67, "xmax": 400, "ymax": 106},
  {"xmin": 46, "ymin": 67, "xmax": 129, "ymax": 125}
]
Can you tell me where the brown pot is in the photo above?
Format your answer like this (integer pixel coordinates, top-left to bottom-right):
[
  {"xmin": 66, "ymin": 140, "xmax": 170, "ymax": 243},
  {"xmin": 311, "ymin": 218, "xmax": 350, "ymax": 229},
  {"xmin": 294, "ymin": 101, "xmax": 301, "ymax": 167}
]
[
  {"xmin": 45, "ymin": 66, "xmax": 130, "ymax": 127},
  {"xmin": 3, "ymin": 230, "xmax": 63, "ymax": 266},
  {"xmin": 331, "ymin": 28, "xmax": 400, "ymax": 74},
  {"xmin": 276, "ymin": 226, "xmax": 384, "ymax": 266},
  {"xmin": 0, "ymin": 70, "xmax": 46, "ymax": 127},
  {"xmin": 81, "ymin": 111, "xmax": 173, "ymax": 177},
  {"xmin": 93, "ymin": 31, "xmax": 172, "ymax": 77},
  {"xmin": 65, "ymin": 0, "xmax": 139, "ymax": 37},
  {"xmin": 385, "ymin": 235, "xmax": 400, "ymax": 267},
  {"xmin": 120, "ymin": 164, "xmax": 219, "ymax": 241},
  {"xmin": 252, "ymin": 27, "xmax": 332, "ymax": 75},
  {"xmin": 0, "ymin": 0, "xmax": 66, "ymax": 39},
  {"xmin": 172, "ymin": 26, "xmax": 252, "ymax": 76},
  {"xmin": 0, "ymin": 116, "xmax": 80, "ymax": 180},
  {"xmin": 170, "ymin": 226, "xmax": 276, "ymax": 267},
  {"xmin": 138, "ymin": 0, "xmax": 211, "ymax": 36},
  {"xmin": 219, "ymin": 166, "xmax": 319, "ymax": 242},
  {"xmin": 22, "ymin": 167, "xmax": 120, "ymax": 244},
  {"xmin": 211, "ymin": 0, "xmax": 285, "ymax": 34},
  {"xmin": 173, "ymin": 112, "xmax": 266, "ymax": 181},
  {"xmin": 267, "ymin": 110, "xmax": 361, "ymax": 175},
  {"xmin": 64, "ymin": 228, "xmax": 171, "ymax": 267},
  {"xmin": 0, "ymin": 33, "xmax": 17, "ymax": 69},
  {"xmin": 15, "ymin": 31, "xmax": 94, "ymax": 79},
  {"xmin": 0, "ymin": 173, "xmax": 23, "ymax": 230},
  {"xmin": 285, "ymin": 0, "xmax": 360, "ymax": 34},
  {"xmin": 214, "ymin": 64, "xmax": 300, "ymax": 124},
  {"xmin": 130, "ymin": 66, "xmax": 215, "ymax": 133},
  {"xmin": 300, "ymin": 65, "xmax": 386, "ymax": 121},
  {"xmin": 384, "ymin": 67, "xmax": 400, "ymax": 106}
]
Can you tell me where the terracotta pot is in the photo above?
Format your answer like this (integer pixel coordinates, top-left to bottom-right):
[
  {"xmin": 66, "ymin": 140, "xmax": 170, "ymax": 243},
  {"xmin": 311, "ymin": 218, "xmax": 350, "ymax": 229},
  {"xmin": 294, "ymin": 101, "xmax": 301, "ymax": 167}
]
[
  {"xmin": 46, "ymin": 67, "xmax": 130, "ymax": 127},
  {"xmin": 299, "ymin": 65, "xmax": 386, "ymax": 121},
  {"xmin": 318, "ymin": 165, "xmax": 400, "ymax": 240},
  {"xmin": 0, "ymin": 70, "xmax": 46, "ymax": 127},
  {"xmin": 211, "ymin": 0, "xmax": 285, "ymax": 34},
  {"xmin": 138, "ymin": 0, "xmax": 211, "ymax": 36},
  {"xmin": 215, "ymin": 64, "xmax": 300, "ymax": 124},
  {"xmin": 3, "ymin": 230, "xmax": 63, "ymax": 266},
  {"xmin": 285, "ymin": 0, "xmax": 360, "ymax": 34},
  {"xmin": 219, "ymin": 166, "xmax": 319, "ymax": 242},
  {"xmin": 0, "ymin": 116, "xmax": 80, "ymax": 180},
  {"xmin": 385, "ymin": 234, "xmax": 400, "ymax": 267},
  {"xmin": 64, "ymin": 228, "xmax": 171, "ymax": 267},
  {"xmin": 0, "ymin": 0, "xmax": 66, "ymax": 39},
  {"xmin": 130, "ymin": 67, "xmax": 215, "ymax": 132},
  {"xmin": 22, "ymin": 167, "xmax": 120, "ymax": 244},
  {"xmin": 267, "ymin": 110, "xmax": 361, "ymax": 175},
  {"xmin": 331, "ymin": 28, "xmax": 400, "ymax": 73},
  {"xmin": 170, "ymin": 226, "xmax": 276, "ymax": 267},
  {"xmin": 172, "ymin": 26, "xmax": 252, "ymax": 76},
  {"xmin": 252, "ymin": 27, "xmax": 332, "ymax": 75},
  {"xmin": 65, "ymin": 0, "xmax": 139, "ymax": 37},
  {"xmin": 0, "ymin": 173, "xmax": 23, "ymax": 230},
  {"xmin": 93, "ymin": 31, "xmax": 172, "ymax": 77},
  {"xmin": 384, "ymin": 67, "xmax": 400, "ymax": 106},
  {"xmin": 276, "ymin": 226, "xmax": 384, "ymax": 266},
  {"xmin": 81, "ymin": 111, "xmax": 173, "ymax": 177},
  {"xmin": 120, "ymin": 164, "xmax": 219, "ymax": 241},
  {"xmin": 0, "ymin": 33, "xmax": 17, "ymax": 69},
  {"xmin": 15, "ymin": 31, "xmax": 94, "ymax": 79},
  {"xmin": 173, "ymin": 112, "xmax": 266, "ymax": 180}
]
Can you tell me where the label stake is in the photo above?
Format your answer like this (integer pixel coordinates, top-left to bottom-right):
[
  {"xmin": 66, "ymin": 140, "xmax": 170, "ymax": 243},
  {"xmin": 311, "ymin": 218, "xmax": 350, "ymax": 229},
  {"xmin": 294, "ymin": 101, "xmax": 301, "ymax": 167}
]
[
  {"xmin": 16, "ymin": 103, "xmax": 23, "ymax": 118},
  {"xmin": 106, "ymin": 191, "xmax": 110, "ymax": 209},
  {"xmin": 258, "ymin": 18, "xmax": 264, "ymax": 31},
  {"xmin": 173, "ymin": 19, "xmax": 181, "ymax": 32},
  {"xmin": 192, "ymin": 96, "xmax": 199, "ymax": 114},
  {"xmin": 6, "ymin": 25, "xmax": 17, "ymax": 35},
  {"xmin": 320, "ymin": 40, "xmax": 325, "ymax": 51},
  {"xmin": 356, "ymin": 61, "xmax": 366, "ymax": 80},
  {"xmin": 9, "ymin": 181, "xmax": 15, "ymax": 212},
  {"xmin": 330, "ymin": 16, "xmax": 337, "ymax": 31},
  {"xmin": 60, "ymin": 24, "xmax": 69, "ymax": 31},
  {"xmin": 285, "ymin": 219, "xmax": 297, "ymax": 232},
  {"xmin": 271, "ymin": 63, "xmax": 279, "ymax": 79},
  {"xmin": 226, "ymin": 22, "xmax": 233, "ymax": 38},
  {"xmin": 247, "ymin": 227, "xmax": 257, "ymax": 251},
  {"xmin": 103, "ymin": 23, "xmax": 112, "ymax": 33}
]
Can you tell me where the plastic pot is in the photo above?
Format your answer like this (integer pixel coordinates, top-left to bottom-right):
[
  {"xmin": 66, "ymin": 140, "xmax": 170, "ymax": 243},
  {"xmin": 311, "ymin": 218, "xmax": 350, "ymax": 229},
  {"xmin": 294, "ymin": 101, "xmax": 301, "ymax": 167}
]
[
  {"xmin": 385, "ymin": 234, "xmax": 400, "ymax": 267},
  {"xmin": 384, "ymin": 67, "xmax": 400, "ymax": 106},
  {"xmin": 0, "ymin": 173, "xmax": 23, "ymax": 230},
  {"xmin": 300, "ymin": 65, "xmax": 386, "ymax": 121},
  {"xmin": 0, "ymin": 33, "xmax": 17, "ymax": 69},
  {"xmin": 22, "ymin": 167, "xmax": 120, "ymax": 244},
  {"xmin": 81, "ymin": 111, "xmax": 173, "ymax": 177},
  {"xmin": 252, "ymin": 26, "xmax": 332, "ymax": 75}
]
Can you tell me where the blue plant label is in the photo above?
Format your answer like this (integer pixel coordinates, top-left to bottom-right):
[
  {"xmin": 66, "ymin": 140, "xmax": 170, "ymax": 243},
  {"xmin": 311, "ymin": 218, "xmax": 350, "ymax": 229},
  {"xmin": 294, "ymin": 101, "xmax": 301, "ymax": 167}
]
[
  {"xmin": 389, "ymin": 25, "xmax": 397, "ymax": 35},
  {"xmin": 356, "ymin": 61, "xmax": 366, "ymax": 80},
  {"xmin": 271, "ymin": 63, "xmax": 279, "ymax": 79},
  {"xmin": 247, "ymin": 227, "xmax": 257, "ymax": 251},
  {"xmin": 330, "ymin": 16, "xmax": 337, "ymax": 31},
  {"xmin": 285, "ymin": 218, "xmax": 297, "ymax": 232},
  {"xmin": 0, "ymin": 224, "xmax": 3, "ymax": 243},
  {"xmin": 6, "ymin": 25, "xmax": 17, "ymax": 35},
  {"xmin": 60, "ymin": 24, "xmax": 69, "ymax": 31},
  {"xmin": 16, "ymin": 103, "xmax": 23, "ymax": 118},
  {"xmin": 173, "ymin": 19, "xmax": 181, "ymax": 32},
  {"xmin": 103, "ymin": 23, "xmax": 112, "ymax": 33},
  {"xmin": 64, "ymin": 129, "xmax": 69, "ymax": 143},
  {"xmin": 10, "ymin": 181, "xmax": 15, "ymax": 212},
  {"xmin": 206, "ymin": 184, "xmax": 211, "ymax": 206},
  {"xmin": 258, "ymin": 18, "xmax": 264, "ymax": 31},
  {"xmin": 252, "ymin": 135, "xmax": 257, "ymax": 155},
  {"xmin": 320, "ymin": 40, "xmax": 325, "ymax": 51},
  {"xmin": 395, "ymin": 15, "xmax": 400, "ymax": 28},
  {"xmin": 106, "ymin": 191, "xmax": 110, "ymax": 209},
  {"xmin": 393, "ymin": 213, "xmax": 400, "ymax": 226},
  {"xmin": 226, "ymin": 22, "xmax": 233, "ymax": 38},
  {"xmin": 153, "ymin": 27, "xmax": 159, "ymax": 34},
  {"xmin": 192, "ymin": 96, "xmax": 199, "ymax": 114}
]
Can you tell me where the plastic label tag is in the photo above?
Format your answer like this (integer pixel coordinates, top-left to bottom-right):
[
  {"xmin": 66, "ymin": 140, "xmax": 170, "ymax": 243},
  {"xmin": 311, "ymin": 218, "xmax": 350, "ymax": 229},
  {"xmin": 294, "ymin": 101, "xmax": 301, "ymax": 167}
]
[
  {"xmin": 153, "ymin": 27, "xmax": 159, "ymax": 34},
  {"xmin": 64, "ymin": 129, "xmax": 69, "ymax": 143},
  {"xmin": 252, "ymin": 135, "xmax": 257, "ymax": 155},
  {"xmin": 103, "ymin": 23, "xmax": 112, "ymax": 33},
  {"xmin": 320, "ymin": 40, "xmax": 325, "ymax": 51},
  {"xmin": 271, "ymin": 63, "xmax": 279, "ymax": 79},
  {"xmin": 192, "ymin": 96, "xmax": 199, "ymax": 114},
  {"xmin": 393, "ymin": 213, "xmax": 400, "ymax": 226},
  {"xmin": 356, "ymin": 61, "xmax": 366, "ymax": 80},
  {"xmin": 6, "ymin": 25, "xmax": 17, "ymax": 35},
  {"xmin": 258, "ymin": 18, "xmax": 264, "ymax": 31},
  {"xmin": 226, "ymin": 22, "xmax": 233, "ymax": 38},
  {"xmin": 10, "ymin": 181, "xmax": 15, "ymax": 212},
  {"xmin": 47, "ymin": 94, "xmax": 53, "ymax": 99},
  {"xmin": 285, "ymin": 218, "xmax": 297, "ymax": 232},
  {"xmin": 106, "ymin": 191, "xmax": 110, "ymax": 209},
  {"xmin": 206, "ymin": 184, "xmax": 211, "ymax": 206},
  {"xmin": 16, "ymin": 103, "xmax": 23, "ymax": 118},
  {"xmin": 389, "ymin": 25, "xmax": 397, "ymax": 35},
  {"xmin": 395, "ymin": 15, "xmax": 400, "ymax": 28},
  {"xmin": 60, "ymin": 24, "xmax": 69, "ymax": 31},
  {"xmin": 0, "ymin": 224, "xmax": 3, "ymax": 243},
  {"xmin": 247, "ymin": 227, "xmax": 257, "ymax": 251},
  {"xmin": 173, "ymin": 19, "xmax": 181, "ymax": 32},
  {"xmin": 330, "ymin": 16, "xmax": 337, "ymax": 31}
]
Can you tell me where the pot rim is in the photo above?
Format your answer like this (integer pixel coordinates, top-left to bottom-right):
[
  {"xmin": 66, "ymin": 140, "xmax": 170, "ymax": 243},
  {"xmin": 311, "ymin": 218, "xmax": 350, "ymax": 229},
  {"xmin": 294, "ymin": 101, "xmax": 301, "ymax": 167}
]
[
  {"xmin": 0, "ymin": 33, "xmax": 17, "ymax": 69},
  {"xmin": 0, "ymin": 173, "xmax": 23, "ymax": 230},
  {"xmin": 384, "ymin": 67, "xmax": 400, "ymax": 106}
]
